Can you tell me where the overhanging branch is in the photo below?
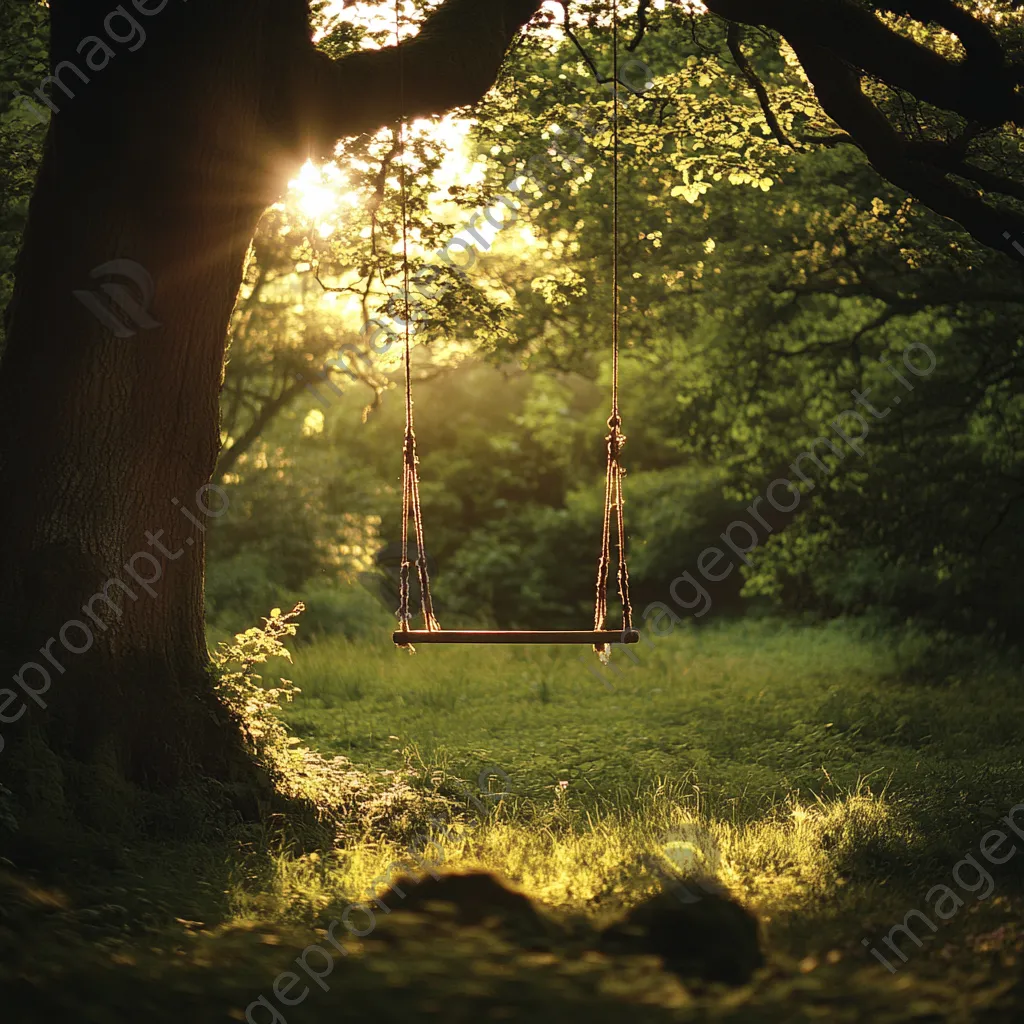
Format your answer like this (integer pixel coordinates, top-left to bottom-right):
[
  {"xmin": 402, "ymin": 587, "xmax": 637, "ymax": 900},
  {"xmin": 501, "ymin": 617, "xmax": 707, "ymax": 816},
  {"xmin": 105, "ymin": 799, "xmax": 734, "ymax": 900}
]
[
  {"xmin": 789, "ymin": 38, "xmax": 1024, "ymax": 263},
  {"xmin": 705, "ymin": 0, "xmax": 1024, "ymax": 127},
  {"xmin": 297, "ymin": 0, "xmax": 545, "ymax": 153}
]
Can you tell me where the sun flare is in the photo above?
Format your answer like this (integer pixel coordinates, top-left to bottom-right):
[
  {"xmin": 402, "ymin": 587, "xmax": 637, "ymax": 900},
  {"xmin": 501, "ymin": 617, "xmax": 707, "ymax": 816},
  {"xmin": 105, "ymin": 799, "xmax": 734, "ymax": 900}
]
[{"xmin": 288, "ymin": 160, "xmax": 348, "ymax": 221}]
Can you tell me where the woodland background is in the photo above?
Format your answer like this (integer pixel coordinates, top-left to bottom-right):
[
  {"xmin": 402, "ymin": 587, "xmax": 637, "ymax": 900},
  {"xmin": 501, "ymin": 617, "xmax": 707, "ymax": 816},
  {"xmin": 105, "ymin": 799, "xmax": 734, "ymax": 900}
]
[{"xmin": 6, "ymin": 1, "xmax": 1020, "ymax": 654}]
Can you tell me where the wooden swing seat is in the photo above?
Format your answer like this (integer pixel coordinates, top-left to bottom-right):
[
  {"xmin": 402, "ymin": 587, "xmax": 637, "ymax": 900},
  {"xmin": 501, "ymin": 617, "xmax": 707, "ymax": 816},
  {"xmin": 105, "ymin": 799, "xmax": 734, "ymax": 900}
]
[{"xmin": 392, "ymin": 628, "xmax": 641, "ymax": 646}]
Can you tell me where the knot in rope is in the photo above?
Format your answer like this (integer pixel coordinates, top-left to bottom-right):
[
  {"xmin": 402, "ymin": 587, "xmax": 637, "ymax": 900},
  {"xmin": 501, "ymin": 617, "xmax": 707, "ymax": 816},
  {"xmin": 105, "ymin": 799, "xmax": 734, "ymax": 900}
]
[
  {"xmin": 403, "ymin": 429, "xmax": 417, "ymax": 465},
  {"xmin": 606, "ymin": 422, "xmax": 626, "ymax": 461}
]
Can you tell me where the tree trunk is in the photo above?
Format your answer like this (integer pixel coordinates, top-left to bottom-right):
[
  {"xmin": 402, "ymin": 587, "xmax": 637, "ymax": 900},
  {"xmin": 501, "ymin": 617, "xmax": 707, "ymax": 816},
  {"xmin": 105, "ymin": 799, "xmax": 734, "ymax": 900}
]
[{"xmin": 0, "ymin": 0, "xmax": 541, "ymax": 820}]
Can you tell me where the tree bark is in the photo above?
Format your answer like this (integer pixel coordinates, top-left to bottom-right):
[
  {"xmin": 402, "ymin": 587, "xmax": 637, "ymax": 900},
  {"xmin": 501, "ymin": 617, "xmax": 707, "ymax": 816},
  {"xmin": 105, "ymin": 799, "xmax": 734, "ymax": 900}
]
[{"xmin": 0, "ymin": 0, "xmax": 541, "ymax": 815}]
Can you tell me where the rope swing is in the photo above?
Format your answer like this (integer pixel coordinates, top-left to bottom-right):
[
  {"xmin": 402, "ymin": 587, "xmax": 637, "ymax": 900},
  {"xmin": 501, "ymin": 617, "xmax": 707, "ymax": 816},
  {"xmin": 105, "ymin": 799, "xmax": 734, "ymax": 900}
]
[
  {"xmin": 395, "ymin": 0, "xmax": 439, "ymax": 639},
  {"xmin": 394, "ymin": 0, "xmax": 637, "ymax": 651},
  {"xmin": 592, "ymin": 0, "xmax": 634, "ymax": 662}
]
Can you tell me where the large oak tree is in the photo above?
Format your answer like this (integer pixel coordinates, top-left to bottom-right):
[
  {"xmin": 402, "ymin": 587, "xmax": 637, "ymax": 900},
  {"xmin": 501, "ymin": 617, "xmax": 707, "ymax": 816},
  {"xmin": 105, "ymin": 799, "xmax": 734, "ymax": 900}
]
[{"xmin": 0, "ymin": 0, "xmax": 543, "ymax": 811}]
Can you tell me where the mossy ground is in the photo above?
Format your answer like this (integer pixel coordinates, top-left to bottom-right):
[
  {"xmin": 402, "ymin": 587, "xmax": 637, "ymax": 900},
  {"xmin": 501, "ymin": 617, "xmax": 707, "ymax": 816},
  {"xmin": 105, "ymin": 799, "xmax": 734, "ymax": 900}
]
[{"xmin": 3, "ymin": 619, "xmax": 1024, "ymax": 1022}]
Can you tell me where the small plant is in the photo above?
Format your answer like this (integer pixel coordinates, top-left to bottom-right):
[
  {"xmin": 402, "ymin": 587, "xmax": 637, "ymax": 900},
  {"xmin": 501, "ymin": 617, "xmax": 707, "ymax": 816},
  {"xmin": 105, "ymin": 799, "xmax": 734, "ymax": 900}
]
[
  {"xmin": 212, "ymin": 604, "xmax": 363, "ymax": 818},
  {"xmin": 211, "ymin": 605, "xmax": 452, "ymax": 840},
  {"xmin": 212, "ymin": 604, "xmax": 304, "ymax": 757}
]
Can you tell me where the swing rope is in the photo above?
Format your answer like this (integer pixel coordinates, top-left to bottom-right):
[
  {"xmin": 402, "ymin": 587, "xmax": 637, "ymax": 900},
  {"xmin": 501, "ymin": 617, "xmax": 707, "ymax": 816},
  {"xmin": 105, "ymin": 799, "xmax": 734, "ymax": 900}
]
[
  {"xmin": 593, "ymin": 0, "xmax": 633, "ymax": 653},
  {"xmin": 395, "ymin": 0, "xmax": 632, "ymax": 651},
  {"xmin": 396, "ymin": 0, "xmax": 440, "ymax": 640}
]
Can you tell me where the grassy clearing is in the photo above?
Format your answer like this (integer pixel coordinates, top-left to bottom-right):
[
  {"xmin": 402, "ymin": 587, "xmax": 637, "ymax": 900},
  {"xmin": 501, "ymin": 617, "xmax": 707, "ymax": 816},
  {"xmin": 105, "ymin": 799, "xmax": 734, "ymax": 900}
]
[
  {"xmin": 4, "ymin": 619, "xmax": 1024, "ymax": 1022},
  {"xmin": 208, "ymin": 619, "xmax": 1021, "ymax": 975},
  {"xmin": 282, "ymin": 618, "xmax": 1024, "ymax": 859},
  {"xmin": 269, "ymin": 618, "xmax": 1024, "ymax": 970}
]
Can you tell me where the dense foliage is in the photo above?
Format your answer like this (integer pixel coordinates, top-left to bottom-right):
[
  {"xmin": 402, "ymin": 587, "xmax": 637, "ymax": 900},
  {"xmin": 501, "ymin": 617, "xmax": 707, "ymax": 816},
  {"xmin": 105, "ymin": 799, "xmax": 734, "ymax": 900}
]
[
  {"xmin": 5, "ymin": 7, "xmax": 1024, "ymax": 1022},
  {"xmin": 208, "ymin": 5, "xmax": 1024, "ymax": 640},
  {"xmin": 2, "ymin": 3, "xmax": 1021, "ymax": 639}
]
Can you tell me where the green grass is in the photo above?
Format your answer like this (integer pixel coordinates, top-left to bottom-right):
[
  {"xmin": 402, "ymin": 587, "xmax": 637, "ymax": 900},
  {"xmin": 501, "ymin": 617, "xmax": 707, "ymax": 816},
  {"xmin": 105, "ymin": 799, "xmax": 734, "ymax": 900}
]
[
  {"xmin": 4, "ymin": 618, "xmax": 1024, "ymax": 1022},
  {"xmin": 282, "ymin": 618, "xmax": 1023, "ymax": 847},
  {"xmin": 266, "ymin": 618, "xmax": 1024, "ymax": 972}
]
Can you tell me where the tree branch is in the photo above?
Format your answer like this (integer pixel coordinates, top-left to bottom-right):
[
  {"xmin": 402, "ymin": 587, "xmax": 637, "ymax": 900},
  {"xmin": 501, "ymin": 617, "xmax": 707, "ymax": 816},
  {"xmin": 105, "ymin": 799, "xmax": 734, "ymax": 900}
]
[
  {"xmin": 627, "ymin": 0, "xmax": 652, "ymax": 52},
  {"xmin": 786, "ymin": 38, "xmax": 1024, "ymax": 264},
  {"xmin": 907, "ymin": 145, "xmax": 1024, "ymax": 205},
  {"xmin": 876, "ymin": 1, "xmax": 1005, "ymax": 70},
  {"xmin": 215, "ymin": 375, "xmax": 310, "ymax": 482},
  {"xmin": 726, "ymin": 24, "xmax": 796, "ymax": 149},
  {"xmin": 298, "ymin": 0, "xmax": 545, "ymax": 153},
  {"xmin": 705, "ymin": 0, "xmax": 1024, "ymax": 127}
]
